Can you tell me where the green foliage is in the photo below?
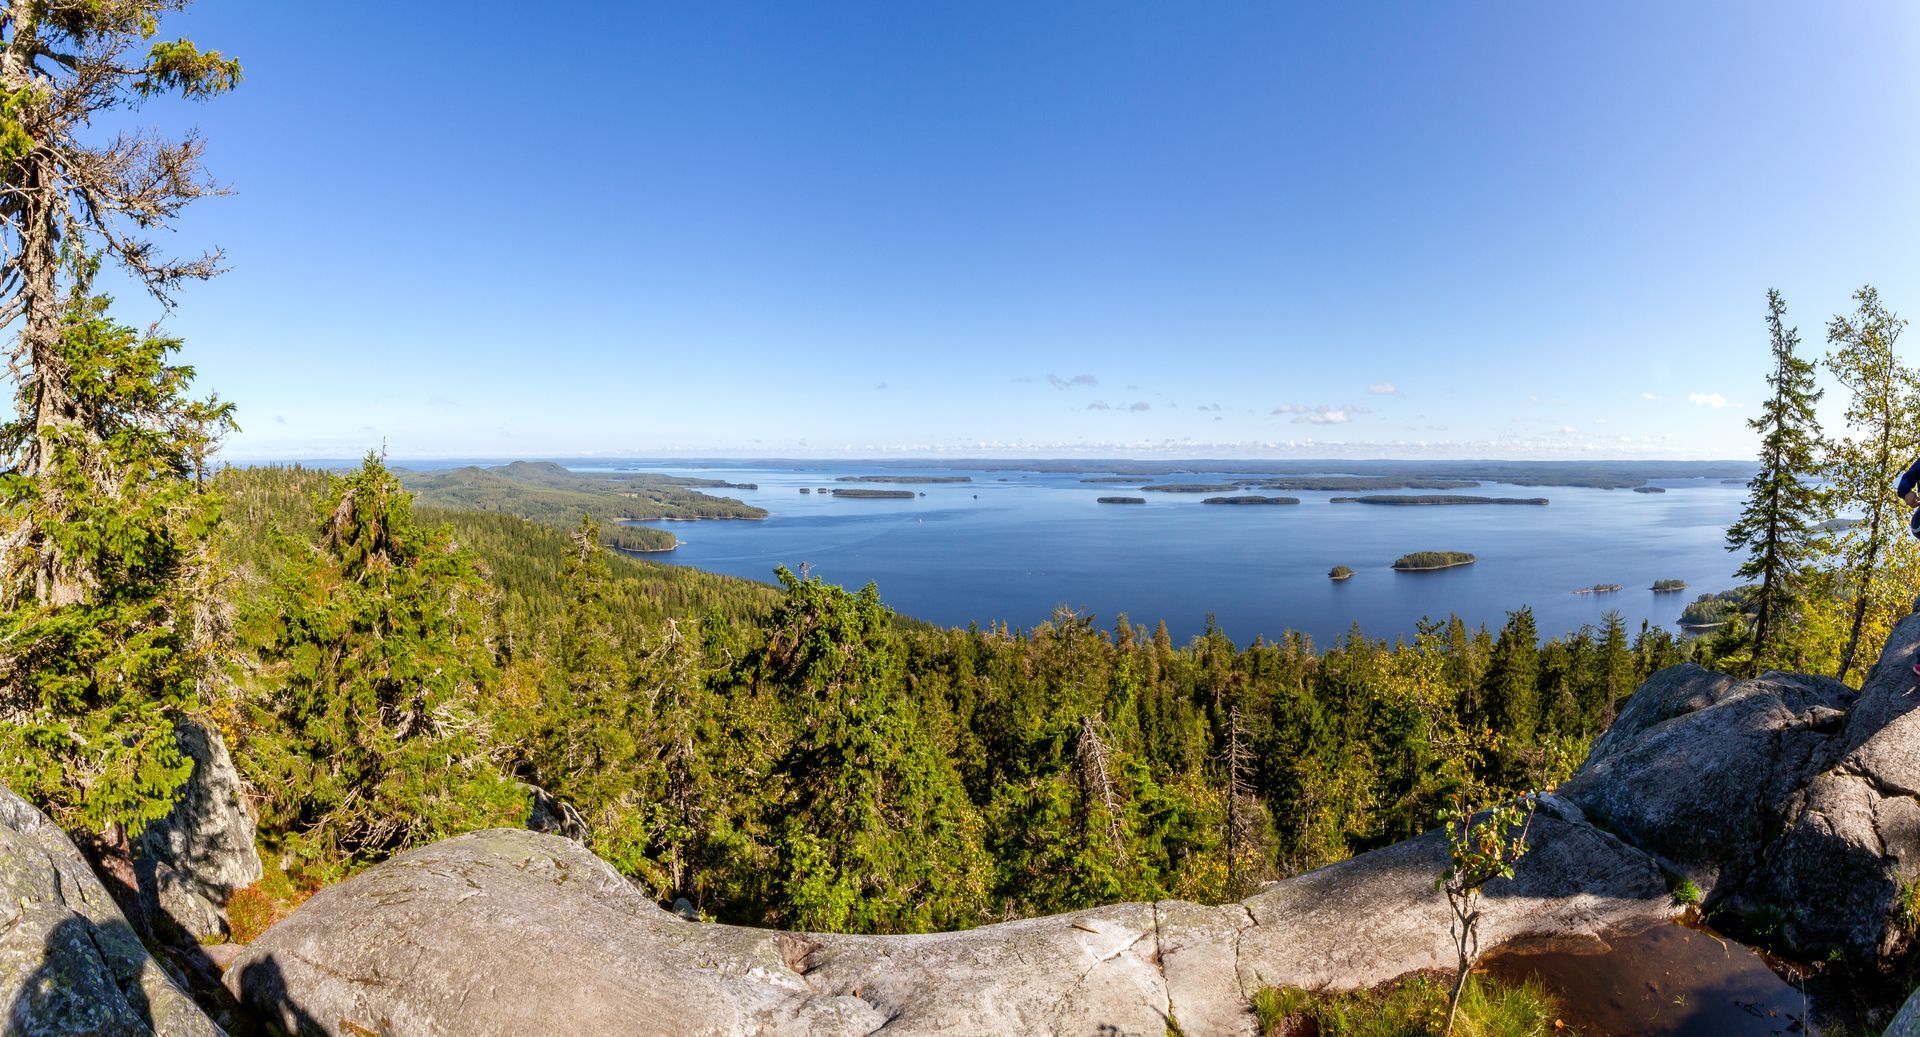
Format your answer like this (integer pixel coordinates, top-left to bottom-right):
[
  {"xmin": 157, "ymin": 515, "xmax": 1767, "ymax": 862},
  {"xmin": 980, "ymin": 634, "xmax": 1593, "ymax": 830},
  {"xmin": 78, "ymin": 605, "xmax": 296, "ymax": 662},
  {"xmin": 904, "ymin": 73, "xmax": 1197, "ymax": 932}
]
[
  {"xmin": 743, "ymin": 566, "xmax": 990, "ymax": 932},
  {"xmin": 1437, "ymin": 793, "xmax": 1539, "ymax": 1035},
  {"xmin": 1255, "ymin": 974, "xmax": 1569, "ymax": 1037},
  {"xmin": 216, "ymin": 464, "xmax": 1699, "ymax": 932},
  {"xmin": 1726, "ymin": 289, "xmax": 1828, "ymax": 675},
  {"xmin": 1394, "ymin": 552, "xmax": 1476, "ymax": 570},
  {"xmin": 1821, "ymin": 285, "xmax": 1920, "ymax": 683},
  {"xmin": 233, "ymin": 455, "xmax": 527, "ymax": 881},
  {"xmin": 1670, "ymin": 875, "xmax": 1703, "ymax": 907},
  {"xmin": 138, "ymin": 39, "xmax": 242, "ymax": 98},
  {"xmin": 0, "ymin": 290, "xmax": 232, "ymax": 835},
  {"xmin": 1897, "ymin": 880, "xmax": 1920, "ymax": 937}
]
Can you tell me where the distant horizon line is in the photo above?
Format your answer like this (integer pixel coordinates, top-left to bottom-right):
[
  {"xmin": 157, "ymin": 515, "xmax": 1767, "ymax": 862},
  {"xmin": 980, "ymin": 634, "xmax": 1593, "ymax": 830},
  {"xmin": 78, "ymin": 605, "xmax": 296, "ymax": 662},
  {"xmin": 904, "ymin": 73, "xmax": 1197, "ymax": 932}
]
[{"xmin": 217, "ymin": 454, "xmax": 1754, "ymax": 467}]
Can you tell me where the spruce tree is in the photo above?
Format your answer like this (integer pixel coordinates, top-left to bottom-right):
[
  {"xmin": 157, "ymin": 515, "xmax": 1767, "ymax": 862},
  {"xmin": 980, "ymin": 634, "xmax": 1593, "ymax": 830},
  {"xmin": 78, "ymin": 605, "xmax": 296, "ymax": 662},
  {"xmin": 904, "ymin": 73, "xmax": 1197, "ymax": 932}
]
[
  {"xmin": 752, "ymin": 567, "xmax": 989, "ymax": 933},
  {"xmin": 1822, "ymin": 286, "xmax": 1920, "ymax": 683},
  {"xmin": 1726, "ymin": 289, "xmax": 1826, "ymax": 674},
  {"xmin": 0, "ymin": 283, "xmax": 231, "ymax": 834},
  {"xmin": 238, "ymin": 454, "xmax": 526, "ymax": 879}
]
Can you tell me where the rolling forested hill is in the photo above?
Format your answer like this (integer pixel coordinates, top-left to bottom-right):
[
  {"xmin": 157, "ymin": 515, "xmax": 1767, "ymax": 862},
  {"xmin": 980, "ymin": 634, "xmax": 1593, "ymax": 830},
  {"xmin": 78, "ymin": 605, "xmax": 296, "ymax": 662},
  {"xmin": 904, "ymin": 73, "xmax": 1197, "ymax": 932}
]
[{"xmin": 395, "ymin": 460, "xmax": 767, "ymax": 552}]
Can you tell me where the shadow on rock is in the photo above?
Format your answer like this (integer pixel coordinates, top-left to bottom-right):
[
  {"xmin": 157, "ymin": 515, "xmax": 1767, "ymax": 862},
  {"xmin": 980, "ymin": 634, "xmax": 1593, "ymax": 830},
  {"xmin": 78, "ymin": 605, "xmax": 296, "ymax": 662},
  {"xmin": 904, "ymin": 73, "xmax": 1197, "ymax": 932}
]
[
  {"xmin": 227, "ymin": 954, "xmax": 324, "ymax": 1037},
  {"xmin": 5, "ymin": 917, "xmax": 153, "ymax": 1036}
]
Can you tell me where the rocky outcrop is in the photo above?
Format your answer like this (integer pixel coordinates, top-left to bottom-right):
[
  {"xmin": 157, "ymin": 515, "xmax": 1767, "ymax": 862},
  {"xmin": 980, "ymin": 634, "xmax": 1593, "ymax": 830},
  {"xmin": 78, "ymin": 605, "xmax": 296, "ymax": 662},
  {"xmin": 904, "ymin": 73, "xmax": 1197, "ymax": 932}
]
[
  {"xmin": 1562, "ymin": 613, "xmax": 1920, "ymax": 963},
  {"xmin": 134, "ymin": 720, "xmax": 263, "ymax": 942},
  {"xmin": 225, "ymin": 797, "xmax": 1670, "ymax": 1037},
  {"xmin": 1890, "ymin": 986, "xmax": 1920, "ymax": 1037},
  {"xmin": 0, "ymin": 785, "xmax": 224, "ymax": 1036}
]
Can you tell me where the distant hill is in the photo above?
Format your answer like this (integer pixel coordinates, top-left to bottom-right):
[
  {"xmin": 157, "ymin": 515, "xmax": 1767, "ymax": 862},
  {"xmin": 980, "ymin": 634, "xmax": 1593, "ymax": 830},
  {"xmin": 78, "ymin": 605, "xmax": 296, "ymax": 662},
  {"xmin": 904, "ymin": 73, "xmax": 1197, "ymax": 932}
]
[{"xmin": 397, "ymin": 461, "xmax": 766, "ymax": 552}]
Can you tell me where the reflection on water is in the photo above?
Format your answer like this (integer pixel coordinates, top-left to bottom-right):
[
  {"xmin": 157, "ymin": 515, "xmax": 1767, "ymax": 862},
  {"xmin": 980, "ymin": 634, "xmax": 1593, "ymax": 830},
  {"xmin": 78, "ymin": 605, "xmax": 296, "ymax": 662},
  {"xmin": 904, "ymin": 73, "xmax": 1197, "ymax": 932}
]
[{"xmin": 1484, "ymin": 922, "xmax": 1813, "ymax": 1036}]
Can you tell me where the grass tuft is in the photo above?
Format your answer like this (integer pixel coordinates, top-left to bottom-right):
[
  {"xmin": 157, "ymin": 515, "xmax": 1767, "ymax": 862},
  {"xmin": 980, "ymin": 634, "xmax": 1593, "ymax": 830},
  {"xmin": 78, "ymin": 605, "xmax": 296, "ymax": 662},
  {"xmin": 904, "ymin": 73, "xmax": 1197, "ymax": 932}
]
[{"xmin": 1254, "ymin": 973, "xmax": 1570, "ymax": 1037}]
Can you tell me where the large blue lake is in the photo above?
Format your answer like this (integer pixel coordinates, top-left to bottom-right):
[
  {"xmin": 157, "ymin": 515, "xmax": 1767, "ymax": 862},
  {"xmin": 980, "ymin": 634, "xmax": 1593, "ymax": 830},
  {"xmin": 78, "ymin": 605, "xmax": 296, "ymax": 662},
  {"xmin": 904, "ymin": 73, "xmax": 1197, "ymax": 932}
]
[{"xmin": 608, "ymin": 464, "xmax": 1748, "ymax": 646}]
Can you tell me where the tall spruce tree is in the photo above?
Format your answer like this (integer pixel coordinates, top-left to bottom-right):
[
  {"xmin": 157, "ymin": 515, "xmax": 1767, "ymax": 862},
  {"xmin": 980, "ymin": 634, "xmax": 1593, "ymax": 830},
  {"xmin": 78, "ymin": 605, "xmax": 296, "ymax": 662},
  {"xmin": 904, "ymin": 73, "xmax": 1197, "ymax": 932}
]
[
  {"xmin": 0, "ymin": 282, "xmax": 230, "ymax": 834},
  {"xmin": 1823, "ymin": 286, "xmax": 1920, "ymax": 683},
  {"xmin": 0, "ymin": 1, "xmax": 238, "ymax": 835},
  {"xmin": 1726, "ymin": 289, "xmax": 1826, "ymax": 673},
  {"xmin": 238, "ymin": 455, "xmax": 526, "ymax": 879}
]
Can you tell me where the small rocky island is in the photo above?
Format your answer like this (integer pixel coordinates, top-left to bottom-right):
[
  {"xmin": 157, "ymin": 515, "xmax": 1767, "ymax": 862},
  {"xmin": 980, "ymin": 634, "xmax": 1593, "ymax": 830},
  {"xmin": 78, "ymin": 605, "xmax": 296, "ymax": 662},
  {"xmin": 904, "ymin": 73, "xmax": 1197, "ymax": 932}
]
[
  {"xmin": 1632, "ymin": 486, "xmax": 1667, "ymax": 494},
  {"xmin": 1651, "ymin": 579, "xmax": 1688, "ymax": 593},
  {"xmin": 1328, "ymin": 565, "xmax": 1354, "ymax": 581},
  {"xmin": 1392, "ymin": 551, "xmax": 1476, "ymax": 571},
  {"xmin": 1096, "ymin": 496, "xmax": 1146, "ymax": 505},
  {"xmin": 1201, "ymin": 495, "xmax": 1301, "ymax": 506},
  {"xmin": 1573, "ymin": 583, "xmax": 1623, "ymax": 595},
  {"xmin": 1331, "ymin": 495, "xmax": 1549, "ymax": 506},
  {"xmin": 1139, "ymin": 483, "xmax": 1240, "ymax": 493}
]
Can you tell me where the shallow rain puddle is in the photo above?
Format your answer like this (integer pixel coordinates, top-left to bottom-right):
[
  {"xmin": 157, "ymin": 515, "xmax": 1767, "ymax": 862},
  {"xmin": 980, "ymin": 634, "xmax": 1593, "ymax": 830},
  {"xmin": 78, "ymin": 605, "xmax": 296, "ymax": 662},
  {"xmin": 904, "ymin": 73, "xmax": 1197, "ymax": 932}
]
[{"xmin": 1484, "ymin": 922, "xmax": 1813, "ymax": 1036}]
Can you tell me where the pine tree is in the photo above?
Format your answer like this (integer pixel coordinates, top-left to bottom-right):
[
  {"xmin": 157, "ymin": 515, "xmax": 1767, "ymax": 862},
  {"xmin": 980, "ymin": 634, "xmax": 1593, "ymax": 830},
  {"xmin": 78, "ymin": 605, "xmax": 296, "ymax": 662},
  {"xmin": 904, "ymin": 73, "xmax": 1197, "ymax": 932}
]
[
  {"xmin": 0, "ymin": 284, "xmax": 231, "ymax": 834},
  {"xmin": 1726, "ymin": 289, "xmax": 1826, "ymax": 674},
  {"xmin": 1480, "ymin": 609, "xmax": 1540, "ymax": 749},
  {"xmin": 1822, "ymin": 286, "xmax": 1920, "ymax": 683},
  {"xmin": 238, "ymin": 454, "xmax": 526, "ymax": 879}
]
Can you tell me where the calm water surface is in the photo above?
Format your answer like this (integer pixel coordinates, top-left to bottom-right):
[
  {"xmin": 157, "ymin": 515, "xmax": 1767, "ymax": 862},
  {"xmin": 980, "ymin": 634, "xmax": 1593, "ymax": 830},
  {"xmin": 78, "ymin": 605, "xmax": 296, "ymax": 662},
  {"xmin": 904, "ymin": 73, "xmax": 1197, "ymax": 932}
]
[{"xmin": 612, "ymin": 464, "xmax": 1747, "ymax": 645}]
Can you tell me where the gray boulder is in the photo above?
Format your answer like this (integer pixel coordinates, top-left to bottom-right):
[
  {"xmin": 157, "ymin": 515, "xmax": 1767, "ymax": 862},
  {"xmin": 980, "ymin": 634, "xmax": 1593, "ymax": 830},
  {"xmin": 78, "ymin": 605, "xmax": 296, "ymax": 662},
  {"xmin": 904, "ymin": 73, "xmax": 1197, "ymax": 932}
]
[
  {"xmin": 1889, "ymin": 985, "xmax": 1920, "ymax": 1037},
  {"xmin": 0, "ymin": 784, "xmax": 224, "ymax": 1036},
  {"xmin": 1563, "ymin": 613, "xmax": 1920, "ymax": 963},
  {"xmin": 225, "ymin": 799, "xmax": 1671, "ymax": 1037},
  {"xmin": 135, "ymin": 720, "xmax": 262, "ymax": 942}
]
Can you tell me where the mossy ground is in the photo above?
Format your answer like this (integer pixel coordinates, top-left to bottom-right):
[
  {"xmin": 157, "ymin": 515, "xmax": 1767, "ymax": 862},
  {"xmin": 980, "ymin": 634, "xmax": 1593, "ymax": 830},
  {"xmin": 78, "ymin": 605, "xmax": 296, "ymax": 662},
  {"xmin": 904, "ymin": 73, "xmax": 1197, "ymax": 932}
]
[{"xmin": 1252, "ymin": 973, "xmax": 1569, "ymax": 1037}]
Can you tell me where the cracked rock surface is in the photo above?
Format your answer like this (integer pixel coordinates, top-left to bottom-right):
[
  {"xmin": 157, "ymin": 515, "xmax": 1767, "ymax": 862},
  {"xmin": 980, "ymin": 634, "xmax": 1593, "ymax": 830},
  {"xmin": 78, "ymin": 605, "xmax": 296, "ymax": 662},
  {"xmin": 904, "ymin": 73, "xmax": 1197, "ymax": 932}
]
[
  {"xmin": 224, "ymin": 803, "xmax": 1672, "ymax": 1037},
  {"xmin": 0, "ymin": 784, "xmax": 224, "ymax": 1036}
]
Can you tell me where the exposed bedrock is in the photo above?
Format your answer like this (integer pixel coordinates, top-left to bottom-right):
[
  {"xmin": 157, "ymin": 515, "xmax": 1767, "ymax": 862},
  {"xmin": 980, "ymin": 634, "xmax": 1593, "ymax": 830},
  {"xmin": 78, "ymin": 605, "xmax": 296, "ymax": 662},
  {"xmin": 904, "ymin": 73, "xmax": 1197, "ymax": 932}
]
[{"xmin": 224, "ymin": 799, "xmax": 1671, "ymax": 1037}]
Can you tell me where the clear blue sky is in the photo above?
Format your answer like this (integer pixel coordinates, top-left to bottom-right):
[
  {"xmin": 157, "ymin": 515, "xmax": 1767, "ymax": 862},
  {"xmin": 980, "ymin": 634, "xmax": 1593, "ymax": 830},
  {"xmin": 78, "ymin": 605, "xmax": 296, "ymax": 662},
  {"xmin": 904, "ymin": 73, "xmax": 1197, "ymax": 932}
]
[{"xmin": 111, "ymin": 1, "xmax": 1920, "ymax": 460}]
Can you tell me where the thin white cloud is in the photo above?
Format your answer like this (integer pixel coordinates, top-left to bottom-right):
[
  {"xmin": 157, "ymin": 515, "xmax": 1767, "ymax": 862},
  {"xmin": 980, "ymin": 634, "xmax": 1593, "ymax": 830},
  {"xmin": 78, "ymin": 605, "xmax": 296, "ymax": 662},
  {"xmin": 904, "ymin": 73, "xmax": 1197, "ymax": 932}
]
[
  {"xmin": 1273, "ymin": 403, "xmax": 1369, "ymax": 425},
  {"xmin": 1641, "ymin": 391, "xmax": 1657, "ymax": 401},
  {"xmin": 1128, "ymin": 401, "xmax": 1151, "ymax": 412},
  {"xmin": 1048, "ymin": 373, "xmax": 1099, "ymax": 390},
  {"xmin": 874, "ymin": 381, "xmax": 889, "ymax": 390},
  {"xmin": 1367, "ymin": 383, "xmax": 1400, "ymax": 396},
  {"xmin": 1086, "ymin": 400, "xmax": 1110, "ymax": 411},
  {"xmin": 1688, "ymin": 392, "xmax": 1730, "ymax": 409}
]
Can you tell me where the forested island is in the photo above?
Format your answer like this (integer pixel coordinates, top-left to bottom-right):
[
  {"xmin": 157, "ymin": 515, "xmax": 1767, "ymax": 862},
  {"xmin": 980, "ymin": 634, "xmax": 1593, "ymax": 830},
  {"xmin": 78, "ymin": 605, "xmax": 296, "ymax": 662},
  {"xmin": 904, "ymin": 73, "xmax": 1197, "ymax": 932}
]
[
  {"xmin": 1572, "ymin": 584, "xmax": 1623, "ymax": 595},
  {"xmin": 1328, "ymin": 565, "xmax": 1355, "ymax": 581},
  {"xmin": 757, "ymin": 458, "xmax": 1754, "ymax": 489},
  {"xmin": 1392, "ymin": 551, "xmax": 1477, "ymax": 571},
  {"xmin": 1080, "ymin": 476, "xmax": 1141, "ymax": 484},
  {"xmin": 1632, "ymin": 486, "xmax": 1667, "ymax": 494},
  {"xmin": 831, "ymin": 488, "xmax": 918, "ymax": 499},
  {"xmin": 1651, "ymin": 579, "xmax": 1688, "ymax": 592},
  {"xmin": 1331, "ymin": 495, "xmax": 1550, "ymax": 506},
  {"xmin": 1139, "ymin": 483, "xmax": 1240, "ymax": 493},
  {"xmin": 1233, "ymin": 476, "xmax": 1479, "ymax": 491},
  {"xmin": 837, "ymin": 475, "xmax": 973, "ymax": 484},
  {"xmin": 1097, "ymin": 496, "xmax": 1147, "ymax": 504},
  {"xmin": 1201, "ymin": 495, "xmax": 1301, "ymax": 505}
]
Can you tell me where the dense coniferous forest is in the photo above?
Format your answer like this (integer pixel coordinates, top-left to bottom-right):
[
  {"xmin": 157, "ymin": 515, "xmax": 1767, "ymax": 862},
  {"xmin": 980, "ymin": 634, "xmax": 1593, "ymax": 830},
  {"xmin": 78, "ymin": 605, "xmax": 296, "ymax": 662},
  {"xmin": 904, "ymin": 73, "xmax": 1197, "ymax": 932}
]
[{"xmin": 209, "ymin": 462, "xmax": 1708, "ymax": 932}]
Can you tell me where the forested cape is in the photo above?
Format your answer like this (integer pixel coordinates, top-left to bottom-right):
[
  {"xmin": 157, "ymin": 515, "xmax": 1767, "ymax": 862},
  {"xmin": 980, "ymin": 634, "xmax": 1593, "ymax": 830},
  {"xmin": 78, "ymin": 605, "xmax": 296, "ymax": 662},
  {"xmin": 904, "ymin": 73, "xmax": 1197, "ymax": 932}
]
[{"xmin": 210, "ymin": 462, "xmax": 1715, "ymax": 934}]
